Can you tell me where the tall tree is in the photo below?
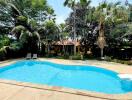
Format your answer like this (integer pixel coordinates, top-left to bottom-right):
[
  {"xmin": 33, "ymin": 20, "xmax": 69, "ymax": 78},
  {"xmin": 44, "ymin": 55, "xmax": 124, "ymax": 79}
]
[
  {"xmin": 64, "ymin": 0, "xmax": 91, "ymax": 55},
  {"xmin": 64, "ymin": 0, "xmax": 77, "ymax": 55},
  {"xmin": 96, "ymin": 1, "xmax": 129, "ymax": 58},
  {"xmin": 0, "ymin": 0, "xmax": 56, "ymax": 54},
  {"xmin": 38, "ymin": 20, "xmax": 59, "ymax": 54},
  {"xmin": 0, "ymin": 0, "xmax": 54, "ymax": 27}
]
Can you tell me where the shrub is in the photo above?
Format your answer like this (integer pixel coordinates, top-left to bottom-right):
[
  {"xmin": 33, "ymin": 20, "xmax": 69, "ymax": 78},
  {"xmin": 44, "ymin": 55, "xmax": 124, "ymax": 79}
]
[
  {"xmin": 70, "ymin": 53, "xmax": 82, "ymax": 60},
  {"xmin": 126, "ymin": 61, "xmax": 132, "ymax": 65},
  {"xmin": 104, "ymin": 57, "xmax": 132, "ymax": 65},
  {"xmin": 10, "ymin": 42, "xmax": 22, "ymax": 50},
  {"xmin": 0, "ymin": 35, "xmax": 10, "ymax": 48},
  {"xmin": 63, "ymin": 53, "xmax": 69, "ymax": 59},
  {"xmin": 104, "ymin": 56, "xmax": 112, "ymax": 61}
]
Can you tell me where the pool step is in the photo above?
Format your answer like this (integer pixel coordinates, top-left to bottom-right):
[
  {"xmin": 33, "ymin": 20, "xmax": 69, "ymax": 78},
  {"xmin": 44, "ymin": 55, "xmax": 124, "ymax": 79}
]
[
  {"xmin": 118, "ymin": 74, "xmax": 132, "ymax": 91},
  {"xmin": 118, "ymin": 74, "xmax": 132, "ymax": 80}
]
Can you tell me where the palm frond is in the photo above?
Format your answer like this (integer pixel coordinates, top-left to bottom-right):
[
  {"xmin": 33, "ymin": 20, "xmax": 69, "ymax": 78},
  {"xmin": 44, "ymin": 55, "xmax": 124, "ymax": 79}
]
[
  {"xmin": 8, "ymin": 3, "xmax": 21, "ymax": 16},
  {"xmin": 114, "ymin": 1, "xmax": 121, "ymax": 7},
  {"xmin": 33, "ymin": 31, "xmax": 41, "ymax": 41},
  {"xmin": 11, "ymin": 25, "xmax": 26, "ymax": 34},
  {"xmin": 64, "ymin": 0, "xmax": 69, "ymax": 6},
  {"xmin": 86, "ymin": 0, "xmax": 91, "ymax": 6}
]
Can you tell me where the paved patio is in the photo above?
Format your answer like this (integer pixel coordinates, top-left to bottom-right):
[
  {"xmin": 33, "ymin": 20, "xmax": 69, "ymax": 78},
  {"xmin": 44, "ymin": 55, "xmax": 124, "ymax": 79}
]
[
  {"xmin": 0, "ymin": 82, "xmax": 106, "ymax": 100},
  {"xmin": 0, "ymin": 58, "xmax": 132, "ymax": 100}
]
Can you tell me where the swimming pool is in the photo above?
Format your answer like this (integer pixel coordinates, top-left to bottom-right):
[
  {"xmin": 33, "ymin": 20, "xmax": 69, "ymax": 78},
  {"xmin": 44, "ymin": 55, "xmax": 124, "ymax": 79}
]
[{"xmin": 0, "ymin": 60, "xmax": 131, "ymax": 94}]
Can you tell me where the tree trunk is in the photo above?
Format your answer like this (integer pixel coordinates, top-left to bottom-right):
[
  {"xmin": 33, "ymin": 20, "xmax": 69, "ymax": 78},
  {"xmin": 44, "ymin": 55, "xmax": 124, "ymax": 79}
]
[
  {"xmin": 73, "ymin": 7, "xmax": 76, "ymax": 55},
  {"xmin": 63, "ymin": 44, "xmax": 65, "ymax": 55},
  {"xmin": 101, "ymin": 48, "xmax": 104, "ymax": 59},
  {"xmin": 47, "ymin": 44, "xmax": 49, "ymax": 55}
]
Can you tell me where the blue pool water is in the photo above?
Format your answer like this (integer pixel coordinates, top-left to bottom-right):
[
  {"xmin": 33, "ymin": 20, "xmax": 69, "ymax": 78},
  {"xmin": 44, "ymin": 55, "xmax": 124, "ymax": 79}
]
[{"xmin": 0, "ymin": 60, "xmax": 131, "ymax": 94}]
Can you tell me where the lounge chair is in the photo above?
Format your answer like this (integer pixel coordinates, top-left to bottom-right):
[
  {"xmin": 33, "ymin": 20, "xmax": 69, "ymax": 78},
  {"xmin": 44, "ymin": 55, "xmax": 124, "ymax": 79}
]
[
  {"xmin": 26, "ymin": 53, "xmax": 32, "ymax": 59},
  {"xmin": 32, "ymin": 54, "xmax": 37, "ymax": 59}
]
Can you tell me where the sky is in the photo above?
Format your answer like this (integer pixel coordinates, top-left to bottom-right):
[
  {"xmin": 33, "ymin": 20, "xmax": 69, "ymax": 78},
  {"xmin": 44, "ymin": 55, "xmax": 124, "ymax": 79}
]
[{"xmin": 48, "ymin": 0, "xmax": 132, "ymax": 24}]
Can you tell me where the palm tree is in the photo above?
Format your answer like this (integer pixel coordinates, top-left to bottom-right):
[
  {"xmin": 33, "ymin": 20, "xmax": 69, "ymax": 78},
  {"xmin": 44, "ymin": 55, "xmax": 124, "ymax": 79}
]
[
  {"xmin": 0, "ymin": 0, "xmax": 55, "ymax": 54},
  {"xmin": 58, "ymin": 23, "xmax": 69, "ymax": 55},
  {"xmin": 0, "ymin": 0, "xmax": 32, "ymax": 21},
  {"xmin": 96, "ymin": 2, "xmax": 106, "ymax": 59},
  {"xmin": 96, "ymin": 1, "xmax": 125, "ymax": 59},
  {"xmin": 11, "ymin": 17, "xmax": 40, "ymax": 53}
]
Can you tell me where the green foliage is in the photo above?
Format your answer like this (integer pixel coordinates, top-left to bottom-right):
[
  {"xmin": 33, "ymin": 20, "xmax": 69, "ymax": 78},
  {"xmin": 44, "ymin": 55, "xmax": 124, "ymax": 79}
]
[
  {"xmin": 44, "ymin": 20, "xmax": 57, "ymax": 29},
  {"xmin": 70, "ymin": 53, "xmax": 82, "ymax": 60},
  {"xmin": 0, "ymin": 47, "xmax": 7, "ymax": 60},
  {"xmin": 11, "ymin": 25, "xmax": 26, "ymax": 39},
  {"xmin": 28, "ymin": 19, "xmax": 37, "ymax": 30},
  {"xmin": 17, "ymin": 16, "xmax": 27, "ymax": 25},
  {"xmin": 47, "ymin": 7, "xmax": 55, "ymax": 14},
  {"xmin": 63, "ymin": 53, "xmax": 70, "ymax": 59},
  {"xmin": 0, "ymin": 35, "xmax": 10, "ymax": 49},
  {"xmin": 105, "ymin": 58, "xmax": 132, "ymax": 65},
  {"xmin": 59, "ymin": 23, "xmax": 69, "ymax": 39},
  {"xmin": 0, "ymin": 0, "xmax": 54, "ymax": 28},
  {"xmin": 111, "ymin": 25, "xmax": 128, "ymax": 38},
  {"xmin": 42, "ymin": 20, "xmax": 59, "ymax": 41},
  {"xmin": 0, "ymin": 0, "xmax": 131, "ymax": 60},
  {"xmin": 31, "ymin": 0, "xmax": 47, "ymax": 9},
  {"xmin": 128, "ymin": 4, "xmax": 132, "ymax": 22},
  {"xmin": 10, "ymin": 42, "xmax": 22, "ymax": 50}
]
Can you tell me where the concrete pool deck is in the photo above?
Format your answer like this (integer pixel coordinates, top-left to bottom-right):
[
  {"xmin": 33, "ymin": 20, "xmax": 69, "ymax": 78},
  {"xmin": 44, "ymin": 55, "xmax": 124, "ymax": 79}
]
[{"xmin": 0, "ymin": 58, "xmax": 132, "ymax": 100}]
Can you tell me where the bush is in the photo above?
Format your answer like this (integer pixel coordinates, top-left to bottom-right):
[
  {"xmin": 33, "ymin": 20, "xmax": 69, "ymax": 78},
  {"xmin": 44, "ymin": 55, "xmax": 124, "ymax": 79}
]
[
  {"xmin": 10, "ymin": 42, "xmax": 22, "ymax": 50},
  {"xmin": 104, "ymin": 56, "xmax": 112, "ymax": 61},
  {"xmin": 126, "ymin": 61, "xmax": 132, "ymax": 65},
  {"xmin": 63, "ymin": 53, "xmax": 69, "ymax": 59},
  {"xmin": 0, "ymin": 42, "xmax": 24, "ymax": 60},
  {"xmin": 0, "ymin": 35, "xmax": 10, "ymax": 48},
  {"xmin": 104, "ymin": 57, "xmax": 132, "ymax": 65},
  {"xmin": 70, "ymin": 54, "xmax": 82, "ymax": 60},
  {"xmin": 116, "ymin": 60, "xmax": 132, "ymax": 65}
]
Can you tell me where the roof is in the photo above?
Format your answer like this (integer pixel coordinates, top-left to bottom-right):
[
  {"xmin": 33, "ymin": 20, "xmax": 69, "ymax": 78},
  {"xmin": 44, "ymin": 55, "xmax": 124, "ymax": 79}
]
[{"xmin": 53, "ymin": 40, "xmax": 80, "ymax": 46}]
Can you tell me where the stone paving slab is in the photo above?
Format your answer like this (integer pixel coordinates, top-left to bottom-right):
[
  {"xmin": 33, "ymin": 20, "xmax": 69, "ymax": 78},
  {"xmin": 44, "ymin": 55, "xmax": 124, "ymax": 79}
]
[{"xmin": 0, "ymin": 83, "xmax": 24, "ymax": 100}]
